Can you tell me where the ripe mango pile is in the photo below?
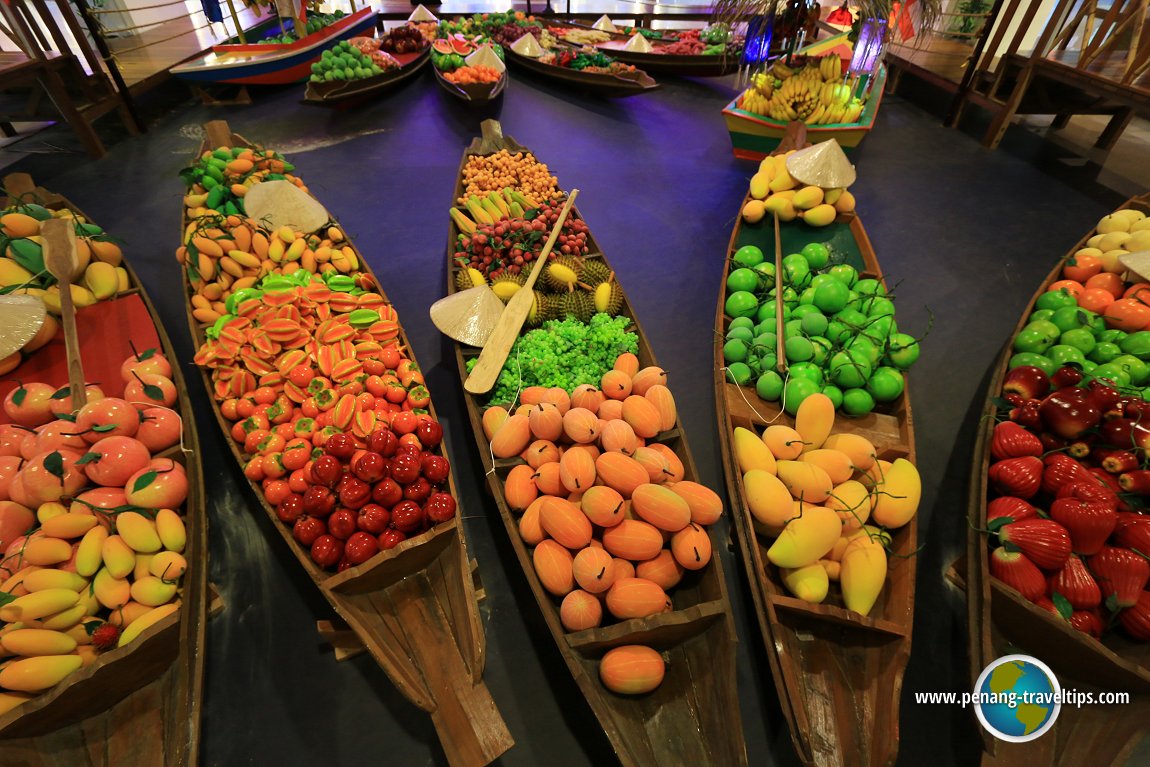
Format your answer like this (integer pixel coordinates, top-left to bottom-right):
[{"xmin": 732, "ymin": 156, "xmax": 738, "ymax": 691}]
[
  {"xmin": 741, "ymin": 151, "xmax": 856, "ymax": 228},
  {"xmin": 487, "ymin": 352, "xmax": 724, "ymax": 695},
  {"xmin": 735, "ymin": 393, "xmax": 920, "ymax": 615}
]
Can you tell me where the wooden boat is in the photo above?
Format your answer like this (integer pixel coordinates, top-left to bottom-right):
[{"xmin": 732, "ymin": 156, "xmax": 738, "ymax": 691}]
[
  {"xmin": 171, "ymin": 7, "xmax": 376, "ymax": 86},
  {"xmin": 0, "ymin": 174, "xmax": 209, "ymax": 766},
  {"xmin": 432, "ymin": 65, "xmax": 507, "ymax": 105},
  {"xmin": 589, "ymin": 41, "xmax": 740, "ymax": 77},
  {"xmin": 177, "ymin": 121, "xmax": 512, "ymax": 767},
  {"xmin": 504, "ymin": 47, "xmax": 658, "ymax": 97},
  {"xmin": 722, "ymin": 65, "xmax": 887, "ymax": 160},
  {"xmin": 445, "ymin": 120, "xmax": 746, "ymax": 767},
  {"xmin": 959, "ymin": 192, "xmax": 1150, "ymax": 766},
  {"xmin": 713, "ymin": 135, "xmax": 917, "ymax": 767},
  {"xmin": 303, "ymin": 48, "xmax": 432, "ymax": 106}
]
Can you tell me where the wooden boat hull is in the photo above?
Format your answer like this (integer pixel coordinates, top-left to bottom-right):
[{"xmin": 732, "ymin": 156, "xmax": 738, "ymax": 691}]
[
  {"xmin": 303, "ymin": 48, "xmax": 431, "ymax": 106},
  {"xmin": 714, "ymin": 191, "xmax": 916, "ymax": 767},
  {"xmin": 432, "ymin": 66, "xmax": 507, "ymax": 105},
  {"xmin": 179, "ymin": 122, "xmax": 512, "ymax": 767},
  {"xmin": 0, "ymin": 175, "xmax": 208, "ymax": 767},
  {"xmin": 961, "ymin": 192, "xmax": 1150, "ymax": 766},
  {"xmin": 446, "ymin": 121, "xmax": 746, "ymax": 767},
  {"xmin": 592, "ymin": 42, "xmax": 740, "ymax": 77},
  {"xmin": 722, "ymin": 66, "xmax": 887, "ymax": 161},
  {"xmin": 171, "ymin": 8, "xmax": 376, "ymax": 86},
  {"xmin": 504, "ymin": 48, "xmax": 658, "ymax": 97}
]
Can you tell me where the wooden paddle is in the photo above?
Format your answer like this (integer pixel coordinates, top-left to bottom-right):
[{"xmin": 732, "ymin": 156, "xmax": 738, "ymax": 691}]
[
  {"xmin": 464, "ymin": 190, "xmax": 579, "ymax": 394},
  {"xmin": 773, "ymin": 212, "xmax": 788, "ymax": 375},
  {"xmin": 41, "ymin": 218, "xmax": 87, "ymax": 409}
]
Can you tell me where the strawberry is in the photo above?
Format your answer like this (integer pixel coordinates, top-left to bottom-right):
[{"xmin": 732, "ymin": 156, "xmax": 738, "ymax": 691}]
[
  {"xmin": 1088, "ymin": 545, "xmax": 1150, "ymax": 608},
  {"xmin": 987, "ymin": 496, "xmax": 1038, "ymax": 523},
  {"xmin": 999, "ymin": 518, "xmax": 1072, "ymax": 570},
  {"xmin": 991, "ymin": 421, "xmax": 1043, "ymax": 460},
  {"xmin": 1070, "ymin": 608, "xmax": 1105, "ymax": 638},
  {"xmin": 1047, "ymin": 555, "xmax": 1102, "ymax": 609},
  {"xmin": 1113, "ymin": 512, "xmax": 1150, "ymax": 554},
  {"xmin": 1041, "ymin": 453, "xmax": 1095, "ymax": 496},
  {"xmin": 989, "ymin": 456, "xmax": 1042, "ymax": 499},
  {"xmin": 90, "ymin": 622, "xmax": 121, "ymax": 652},
  {"xmin": 1049, "ymin": 485, "xmax": 1118, "ymax": 555},
  {"xmin": 1119, "ymin": 590, "xmax": 1150, "ymax": 640},
  {"xmin": 989, "ymin": 547, "xmax": 1046, "ymax": 602}
]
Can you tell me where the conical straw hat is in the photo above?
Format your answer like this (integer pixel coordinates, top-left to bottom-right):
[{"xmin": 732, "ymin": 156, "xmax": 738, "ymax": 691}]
[
  {"xmin": 1120, "ymin": 251, "xmax": 1150, "ymax": 283},
  {"xmin": 511, "ymin": 32, "xmax": 544, "ymax": 58},
  {"xmin": 0, "ymin": 295, "xmax": 46, "ymax": 360},
  {"xmin": 244, "ymin": 180, "xmax": 330, "ymax": 233},
  {"xmin": 408, "ymin": 5, "xmax": 437, "ymax": 22},
  {"xmin": 430, "ymin": 286, "xmax": 506, "ymax": 347},
  {"xmin": 593, "ymin": 15, "xmax": 618, "ymax": 32},
  {"xmin": 785, "ymin": 140, "xmax": 857, "ymax": 189},
  {"xmin": 624, "ymin": 33, "xmax": 653, "ymax": 53}
]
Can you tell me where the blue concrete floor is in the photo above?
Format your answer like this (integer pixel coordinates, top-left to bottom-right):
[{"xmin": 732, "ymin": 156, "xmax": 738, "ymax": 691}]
[{"xmin": 1, "ymin": 63, "xmax": 1139, "ymax": 766}]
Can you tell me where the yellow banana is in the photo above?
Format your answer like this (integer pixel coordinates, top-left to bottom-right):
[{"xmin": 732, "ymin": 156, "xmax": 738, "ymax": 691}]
[
  {"xmin": 1, "ymin": 628, "xmax": 77, "ymax": 656},
  {"xmin": 117, "ymin": 602, "xmax": 180, "ymax": 648},
  {"xmin": 0, "ymin": 589, "xmax": 81, "ymax": 623},
  {"xmin": 0, "ymin": 655, "xmax": 83, "ymax": 692}
]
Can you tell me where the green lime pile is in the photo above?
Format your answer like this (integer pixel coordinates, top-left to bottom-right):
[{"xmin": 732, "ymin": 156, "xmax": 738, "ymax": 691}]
[
  {"xmin": 1012, "ymin": 289, "xmax": 1150, "ymax": 388},
  {"xmin": 310, "ymin": 41, "xmax": 384, "ymax": 83},
  {"xmin": 467, "ymin": 314, "xmax": 638, "ymax": 404},
  {"xmin": 722, "ymin": 242, "xmax": 919, "ymax": 416}
]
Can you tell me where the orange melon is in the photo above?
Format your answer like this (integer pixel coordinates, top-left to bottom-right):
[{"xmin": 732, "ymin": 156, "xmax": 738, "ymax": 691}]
[
  {"xmin": 540, "ymin": 497, "xmax": 593, "ymax": 549},
  {"xmin": 601, "ymin": 370, "xmax": 633, "ymax": 401},
  {"xmin": 560, "ymin": 589, "xmax": 603, "ymax": 632},
  {"xmin": 533, "ymin": 463, "xmax": 565, "ymax": 496},
  {"xmin": 559, "ymin": 448, "xmax": 597, "ymax": 493},
  {"xmin": 598, "ymin": 399, "xmax": 624, "ymax": 421},
  {"xmin": 631, "ymin": 366, "xmax": 668, "ymax": 396},
  {"xmin": 581, "ymin": 486, "xmax": 626, "ymax": 528},
  {"xmin": 541, "ymin": 387, "xmax": 572, "ymax": 415},
  {"xmin": 520, "ymin": 386, "xmax": 547, "ymax": 405},
  {"xmin": 630, "ymin": 484, "xmax": 691, "ymax": 532},
  {"xmin": 643, "ymin": 384, "xmax": 677, "ymax": 432},
  {"xmin": 491, "ymin": 414, "xmax": 531, "ymax": 459},
  {"xmin": 605, "ymin": 577, "xmax": 671, "ymax": 619},
  {"xmin": 671, "ymin": 523, "xmax": 712, "ymax": 570},
  {"xmin": 564, "ymin": 443, "xmax": 601, "ymax": 461},
  {"xmin": 481, "ymin": 406, "xmax": 509, "ymax": 440},
  {"xmin": 635, "ymin": 549, "xmax": 684, "ymax": 591},
  {"xmin": 568, "ymin": 490, "xmax": 585, "ymax": 505},
  {"xmin": 504, "ymin": 464, "xmax": 538, "ymax": 512},
  {"xmin": 602, "ymin": 519, "xmax": 663, "ymax": 561},
  {"xmin": 667, "ymin": 481, "xmax": 723, "ymax": 525},
  {"xmin": 528, "ymin": 403, "xmax": 564, "ymax": 441},
  {"xmin": 572, "ymin": 546, "xmax": 616, "ymax": 593},
  {"xmin": 595, "ymin": 452, "xmax": 649, "ymax": 498},
  {"xmin": 571, "ymin": 384, "xmax": 606, "ymax": 414},
  {"xmin": 631, "ymin": 446, "xmax": 673, "ymax": 483},
  {"xmin": 612, "ymin": 558, "xmax": 636, "ymax": 581},
  {"xmin": 622, "ymin": 395, "xmax": 662, "ymax": 439},
  {"xmin": 514, "ymin": 404, "xmax": 535, "ymax": 418},
  {"xmin": 562, "ymin": 407, "xmax": 600, "ymax": 444},
  {"xmin": 519, "ymin": 498, "xmax": 546, "ymax": 545},
  {"xmin": 600, "ymin": 420, "xmax": 640, "ymax": 456},
  {"xmin": 599, "ymin": 645, "xmax": 665, "ymax": 694},
  {"xmin": 613, "ymin": 352, "xmax": 640, "ymax": 377},
  {"xmin": 524, "ymin": 439, "xmax": 560, "ymax": 469},
  {"xmin": 533, "ymin": 540, "xmax": 574, "ymax": 596},
  {"xmin": 645, "ymin": 444, "xmax": 685, "ymax": 482}
]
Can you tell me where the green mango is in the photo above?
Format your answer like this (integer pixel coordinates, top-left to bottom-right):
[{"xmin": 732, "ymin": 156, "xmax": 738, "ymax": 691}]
[{"xmin": 8, "ymin": 238, "xmax": 44, "ymax": 274}]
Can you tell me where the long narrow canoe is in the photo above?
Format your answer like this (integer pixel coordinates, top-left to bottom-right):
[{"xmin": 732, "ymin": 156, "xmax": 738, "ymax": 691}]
[
  {"xmin": 714, "ymin": 158, "xmax": 917, "ymax": 765},
  {"xmin": 445, "ymin": 120, "xmax": 746, "ymax": 767},
  {"xmin": 304, "ymin": 48, "xmax": 432, "ymax": 106},
  {"xmin": 177, "ymin": 121, "xmax": 512, "ymax": 767},
  {"xmin": 961, "ymin": 192, "xmax": 1150, "ymax": 766},
  {"xmin": 432, "ymin": 65, "xmax": 507, "ymax": 106},
  {"xmin": 547, "ymin": 21, "xmax": 740, "ymax": 77},
  {"xmin": 503, "ymin": 47, "xmax": 658, "ymax": 97},
  {"xmin": 0, "ymin": 174, "xmax": 208, "ymax": 766}
]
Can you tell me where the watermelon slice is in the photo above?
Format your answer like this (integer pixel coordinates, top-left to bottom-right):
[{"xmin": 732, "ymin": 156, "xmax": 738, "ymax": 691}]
[
  {"xmin": 433, "ymin": 39, "xmax": 453, "ymax": 55},
  {"xmin": 451, "ymin": 38, "xmax": 474, "ymax": 55}
]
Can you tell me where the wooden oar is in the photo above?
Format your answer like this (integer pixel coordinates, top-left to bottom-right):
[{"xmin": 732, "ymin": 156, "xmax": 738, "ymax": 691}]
[
  {"xmin": 41, "ymin": 218, "xmax": 87, "ymax": 409},
  {"xmin": 464, "ymin": 190, "xmax": 579, "ymax": 394},
  {"xmin": 773, "ymin": 212, "xmax": 787, "ymax": 375}
]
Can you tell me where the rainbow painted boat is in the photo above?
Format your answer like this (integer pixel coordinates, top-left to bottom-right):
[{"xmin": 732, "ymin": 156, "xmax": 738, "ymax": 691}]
[{"xmin": 171, "ymin": 8, "xmax": 376, "ymax": 86}]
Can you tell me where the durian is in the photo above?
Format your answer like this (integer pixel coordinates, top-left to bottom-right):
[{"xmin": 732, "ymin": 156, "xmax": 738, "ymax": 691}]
[
  {"xmin": 593, "ymin": 280, "xmax": 624, "ymax": 316},
  {"xmin": 543, "ymin": 256, "xmax": 581, "ymax": 292},
  {"xmin": 454, "ymin": 267, "xmax": 487, "ymax": 292},
  {"xmin": 557, "ymin": 289, "xmax": 594, "ymax": 323},
  {"xmin": 491, "ymin": 272, "xmax": 524, "ymax": 303},
  {"xmin": 579, "ymin": 259, "xmax": 611, "ymax": 286},
  {"xmin": 526, "ymin": 290, "xmax": 550, "ymax": 327}
]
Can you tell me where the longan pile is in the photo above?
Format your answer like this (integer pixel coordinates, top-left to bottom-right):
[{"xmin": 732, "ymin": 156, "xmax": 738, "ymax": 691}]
[{"xmin": 458, "ymin": 149, "xmax": 559, "ymax": 204}]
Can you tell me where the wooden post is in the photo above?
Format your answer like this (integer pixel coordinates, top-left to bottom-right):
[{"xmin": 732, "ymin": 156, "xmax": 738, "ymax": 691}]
[{"xmin": 223, "ymin": 0, "xmax": 247, "ymax": 43}]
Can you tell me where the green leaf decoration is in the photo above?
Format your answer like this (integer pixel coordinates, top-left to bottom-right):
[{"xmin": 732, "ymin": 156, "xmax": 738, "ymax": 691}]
[
  {"xmin": 83, "ymin": 619, "xmax": 102, "ymax": 636},
  {"xmin": 1051, "ymin": 591, "xmax": 1073, "ymax": 620},
  {"xmin": 987, "ymin": 517, "xmax": 1011, "ymax": 533},
  {"xmin": 138, "ymin": 347, "xmax": 156, "ymax": 361},
  {"xmin": 132, "ymin": 470, "xmax": 157, "ymax": 495},
  {"xmin": 0, "ymin": 591, "xmax": 15, "ymax": 608},
  {"xmin": 11, "ymin": 385, "xmax": 25, "ymax": 407},
  {"xmin": 1106, "ymin": 593, "xmax": 1122, "ymax": 613},
  {"xmin": 50, "ymin": 386, "xmax": 71, "ymax": 400},
  {"xmin": 143, "ymin": 383, "xmax": 164, "ymax": 402},
  {"xmin": 44, "ymin": 450, "xmax": 64, "ymax": 481},
  {"xmin": 76, "ymin": 452, "xmax": 100, "ymax": 466},
  {"xmin": 92, "ymin": 423, "xmax": 116, "ymax": 433}
]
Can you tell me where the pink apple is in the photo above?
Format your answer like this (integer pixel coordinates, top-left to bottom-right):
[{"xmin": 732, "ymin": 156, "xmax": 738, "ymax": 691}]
[
  {"xmin": 48, "ymin": 384, "xmax": 105, "ymax": 417},
  {"xmin": 20, "ymin": 449, "xmax": 87, "ymax": 505},
  {"xmin": 83, "ymin": 436, "xmax": 151, "ymax": 487},
  {"xmin": 120, "ymin": 348, "xmax": 172, "ymax": 383},
  {"xmin": 135, "ymin": 407, "xmax": 181, "ymax": 452},
  {"xmin": 72, "ymin": 486, "xmax": 128, "ymax": 529},
  {"xmin": 3, "ymin": 382, "xmax": 56, "ymax": 427},
  {"xmin": 29, "ymin": 419, "xmax": 89, "ymax": 457},
  {"xmin": 124, "ymin": 458, "xmax": 187, "ymax": 509},
  {"xmin": 75, "ymin": 398, "xmax": 140, "ymax": 442},
  {"xmin": 0, "ymin": 455, "xmax": 22, "ymax": 501},
  {"xmin": 0, "ymin": 500, "xmax": 34, "ymax": 553},
  {"xmin": 123, "ymin": 374, "xmax": 176, "ymax": 408},
  {"xmin": 0, "ymin": 424, "xmax": 31, "ymax": 457}
]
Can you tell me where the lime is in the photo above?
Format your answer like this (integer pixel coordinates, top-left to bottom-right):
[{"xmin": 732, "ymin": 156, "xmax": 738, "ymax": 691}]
[
  {"xmin": 862, "ymin": 314, "xmax": 894, "ymax": 345},
  {"xmin": 1098, "ymin": 329, "xmax": 1128, "ymax": 344},
  {"xmin": 1024, "ymin": 319, "xmax": 1062, "ymax": 342},
  {"xmin": 753, "ymin": 261, "xmax": 776, "ymax": 281},
  {"xmin": 866, "ymin": 367, "xmax": 905, "ymax": 402},
  {"xmin": 1048, "ymin": 344, "xmax": 1086, "ymax": 367},
  {"xmin": 842, "ymin": 387, "xmax": 875, "ymax": 416},
  {"xmin": 791, "ymin": 304, "xmax": 820, "ymax": 320},
  {"xmin": 810, "ymin": 273, "xmax": 838, "ymax": 290},
  {"xmin": 724, "ymin": 339, "xmax": 749, "ymax": 363},
  {"xmin": 1050, "ymin": 305, "xmax": 1090, "ymax": 333},
  {"xmin": 752, "ymin": 332, "xmax": 778, "ymax": 352},
  {"xmin": 756, "ymin": 371, "xmax": 784, "ymax": 401},
  {"xmin": 788, "ymin": 361, "xmax": 823, "ymax": 384},
  {"xmin": 727, "ymin": 267, "xmax": 760, "ymax": 293},
  {"xmin": 810, "ymin": 336, "xmax": 832, "ymax": 365},
  {"xmin": 830, "ymin": 349, "xmax": 872, "ymax": 389},
  {"xmin": 835, "ymin": 307, "xmax": 868, "ymax": 330},
  {"xmin": 1028, "ymin": 308, "xmax": 1055, "ymax": 324},
  {"xmin": 785, "ymin": 336, "xmax": 814, "ymax": 362},
  {"xmin": 799, "ymin": 287, "xmax": 816, "ymax": 305},
  {"xmin": 886, "ymin": 333, "xmax": 920, "ymax": 369},
  {"xmin": 1121, "ymin": 331, "xmax": 1150, "ymax": 359},
  {"xmin": 864, "ymin": 296, "xmax": 896, "ymax": 318},
  {"xmin": 725, "ymin": 290, "xmax": 759, "ymax": 318},
  {"xmin": 1114, "ymin": 354, "xmax": 1150, "ymax": 384},
  {"xmin": 730, "ymin": 316, "xmax": 755, "ymax": 331},
  {"xmin": 1035, "ymin": 289, "xmax": 1078, "ymax": 311},
  {"xmin": 825, "ymin": 320, "xmax": 850, "ymax": 346},
  {"xmin": 782, "ymin": 253, "xmax": 811, "ymax": 289},
  {"xmin": 821, "ymin": 384, "xmax": 843, "ymax": 409},
  {"xmin": 784, "ymin": 319, "xmax": 804, "ymax": 338},
  {"xmin": 726, "ymin": 326, "xmax": 754, "ymax": 343},
  {"xmin": 726, "ymin": 362, "xmax": 753, "ymax": 385},
  {"xmin": 827, "ymin": 263, "xmax": 858, "ymax": 287},
  {"xmin": 848, "ymin": 336, "xmax": 881, "ymax": 367},
  {"xmin": 783, "ymin": 377, "xmax": 821, "ymax": 416},
  {"xmin": 801, "ymin": 242, "xmax": 830, "ymax": 269},
  {"xmin": 813, "ymin": 280, "xmax": 850, "ymax": 314},
  {"xmin": 734, "ymin": 245, "xmax": 764, "ymax": 268},
  {"xmin": 854, "ymin": 278, "xmax": 886, "ymax": 297},
  {"xmin": 800, "ymin": 311, "xmax": 829, "ymax": 337},
  {"xmin": 1091, "ymin": 362, "xmax": 1131, "ymax": 387},
  {"xmin": 1008, "ymin": 352, "xmax": 1056, "ymax": 376}
]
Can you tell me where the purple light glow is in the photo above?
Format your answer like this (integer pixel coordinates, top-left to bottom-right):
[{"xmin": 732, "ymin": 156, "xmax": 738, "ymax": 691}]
[{"xmin": 848, "ymin": 18, "xmax": 887, "ymax": 75}]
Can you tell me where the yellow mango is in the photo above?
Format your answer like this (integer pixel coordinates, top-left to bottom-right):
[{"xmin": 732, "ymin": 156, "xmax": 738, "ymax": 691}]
[
  {"xmin": 93, "ymin": 568, "xmax": 130, "ymax": 610},
  {"xmin": 155, "ymin": 508, "xmax": 186, "ymax": 553},
  {"xmin": 0, "ymin": 691, "xmax": 34, "ymax": 715},
  {"xmin": 870, "ymin": 458, "xmax": 921, "ymax": 529},
  {"xmin": 795, "ymin": 393, "xmax": 835, "ymax": 452},
  {"xmin": 22, "ymin": 569, "xmax": 85, "ymax": 593},
  {"xmin": 776, "ymin": 460, "xmax": 832, "ymax": 503},
  {"xmin": 742, "ymin": 199, "xmax": 766, "ymax": 224},
  {"xmin": 40, "ymin": 511, "xmax": 98, "ymax": 539},
  {"xmin": 129, "ymin": 576, "xmax": 177, "ymax": 607},
  {"xmin": 801, "ymin": 203, "xmax": 838, "ymax": 227},
  {"xmin": 743, "ymin": 469, "xmax": 794, "ymax": 529},
  {"xmin": 792, "ymin": 186, "xmax": 824, "ymax": 211},
  {"xmin": 826, "ymin": 480, "xmax": 874, "ymax": 531},
  {"xmin": 37, "ymin": 599, "xmax": 88, "ymax": 630},
  {"xmin": 749, "ymin": 172, "xmax": 771, "ymax": 200},
  {"xmin": 800, "ymin": 449, "xmax": 853, "ymax": 485},
  {"xmin": 763, "ymin": 425, "xmax": 806, "ymax": 460},
  {"xmin": 0, "ymin": 589, "xmax": 80, "ymax": 623},
  {"xmin": 860, "ymin": 459, "xmax": 894, "ymax": 489},
  {"xmin": 1, "ymin": 628, "xmax": 77, "ymax": 656},
  {"xmin": 734, "ymin": 426, "xmax": 776, "ymax": 474},
  {"xmin": 819, "ymin": 558, "xmax": 841, "ymax": 581},
  {"xmin": 0, "ymin": 655, "xmax": 82, "ymax": 692},
  {"xmin": 768, "ymin": 165, "xmax": 796, "ymax": 192},
  {"xmin": 823, "ymin": 188, "xmax": 844, "ymax": 205},
  {"xmin": 841, "ymin": 536, "xmax": 888, "ymax": 616},
  {"xmin": 82, "ymin": 261, "xmax": 118, "ymax": 300},
  {"xmin": 101, "ymin": 535, "xmax": 135, "ymax": 579},
  {"xmin": 822, "ymin": 433, "xmax": 877, "ymax": 471},
  {"xmin": 110, "ymin": 601, "xmax": 152, "ymax": 627},
  {"xmin": 24, "ymin": 537, "xmax": 72, "ymax": 566},
  {"xmin": 76, "ymin": 644, "xmax": 99, "ymax": 667},
  {"xmin": 118, "ymin": 602, "xmax": 180, "ymax": 648},
  {"xmin": 0, "ymin": 257, "xmax": 34, "ymax": 287},
  {"xmin": 149, "ymin": 551, "xmax": 187, "ymax": 580},
  {"xmin": 75, "ymin": 526, "xmax": 108, "ymax": 577},
  {"xmin": 115, "ymin": 512, "xmax": 161, "ymax": 553},
  {"xmin": 114, "ymin": 266, "xmax": 129, "ymax": 291},
  {"xmin": 767, "ymin": 505, "xmax": 841, "ymax": 568},
  {"xmin": 782, "ymin": 562, "xmax": 829, "ymax": 603},
  {"xmin": 133, "ymin": 553, "xmax": 155, "ymax": 582},
  {"xmin": 833, "ymin": 190, "xmax": 856, "ymax": 214},
  {"xmin": 1099, "ymin": 249, "xmax": 1129, "ymax": 273},
  {"xmin": 757, "ymin": 156, "xmax": 778, "ymax": 180}
]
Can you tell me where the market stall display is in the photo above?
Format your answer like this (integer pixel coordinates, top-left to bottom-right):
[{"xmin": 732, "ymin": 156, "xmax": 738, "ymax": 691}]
[
  {"xmin": 432, "ymin": 34, "xmax": 507, "ymax": 105},
  {"xmin": 440, "ymin": 120, "xmax": 746, "ymax": 767},
  {"xmin": 963, "ymin": 194, "xmax": 1150, "ymax": 765},
  {"xmin": 171, "ymin": 8, "xmax": 377, "ymax": 86},
  {"xmin": 175, "ymin": 121, "xmax": 512, "ymax": 767},
  {"xmin": 714, "ymin": 130, "xmax": 920, "ymax": 767},
  {"xmin": 302, "ymin": 32, "xmax": 431, "ymax": 107},
  {"xmin": 556, "ymin": 23, "xmax": 744, "ymax": 78},
  {"xmin": 0, "ymin": 174, "xmax": 208, "ymax": 766}
]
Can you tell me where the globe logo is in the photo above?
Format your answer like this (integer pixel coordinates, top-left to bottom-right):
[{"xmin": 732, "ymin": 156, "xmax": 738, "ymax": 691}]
[{"xmin": 973, "ymin": 654, "xmax": 1061, "ymax": 742}]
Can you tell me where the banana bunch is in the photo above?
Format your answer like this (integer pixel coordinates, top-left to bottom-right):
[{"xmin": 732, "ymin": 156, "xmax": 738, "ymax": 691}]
[
  {"xmin": 738, "ymin": 54, "xmax": 867, "ymax": 125},
  {"xmin": 749, "ymin": 72, "xmax": 776, "ymax": 99},
  {"xmin": 819, "ymin": 53, "xmax": 842, "ymax": 81},
  {"xmin": 449, "ymin": 188, "xmax": 540, "ymax": 235}
]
